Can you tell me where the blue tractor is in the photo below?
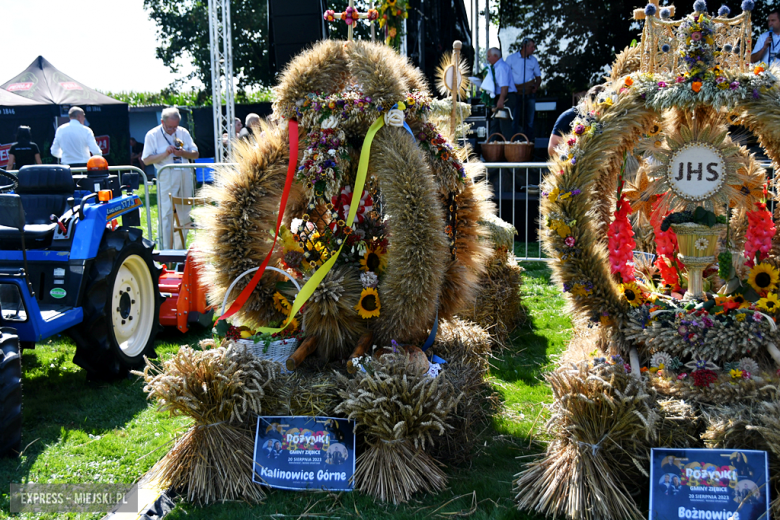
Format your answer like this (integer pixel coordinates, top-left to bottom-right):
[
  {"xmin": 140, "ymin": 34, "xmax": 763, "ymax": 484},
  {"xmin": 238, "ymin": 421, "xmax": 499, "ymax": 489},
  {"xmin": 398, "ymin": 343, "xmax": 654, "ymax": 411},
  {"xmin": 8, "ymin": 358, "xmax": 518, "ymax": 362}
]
[{"xmin": 0, "ymin": 164, "xmax": 163, "ymax": 457}]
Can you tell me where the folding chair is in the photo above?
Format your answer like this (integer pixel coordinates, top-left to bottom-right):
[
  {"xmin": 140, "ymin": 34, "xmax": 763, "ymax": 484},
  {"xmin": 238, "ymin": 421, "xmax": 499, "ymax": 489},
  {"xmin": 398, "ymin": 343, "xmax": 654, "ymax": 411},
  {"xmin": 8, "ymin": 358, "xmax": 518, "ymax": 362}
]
[{"xmin": 169, "ymin": 194, "xmax": 208, "ymax": 248}]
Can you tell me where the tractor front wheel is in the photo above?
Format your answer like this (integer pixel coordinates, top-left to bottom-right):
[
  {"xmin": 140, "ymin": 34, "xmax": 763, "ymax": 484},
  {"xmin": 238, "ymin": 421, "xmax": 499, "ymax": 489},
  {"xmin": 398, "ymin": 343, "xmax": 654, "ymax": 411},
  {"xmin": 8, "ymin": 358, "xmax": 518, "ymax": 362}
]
[
  {"xmin": 0, "ymin": 328, "xmax": 22, "ymax": 457},
  {"xmin": 71, "ymin": 227, "xmax": 162, "ymax": 381}
]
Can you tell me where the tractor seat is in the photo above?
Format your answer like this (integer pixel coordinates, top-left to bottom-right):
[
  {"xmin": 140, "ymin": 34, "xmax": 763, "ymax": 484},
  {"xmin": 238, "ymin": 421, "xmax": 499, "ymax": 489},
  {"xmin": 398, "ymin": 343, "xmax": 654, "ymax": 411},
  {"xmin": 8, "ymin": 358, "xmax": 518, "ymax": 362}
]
[{"xmin": 0, "ymin": 165, "xmax": 75, "ymax": 249}]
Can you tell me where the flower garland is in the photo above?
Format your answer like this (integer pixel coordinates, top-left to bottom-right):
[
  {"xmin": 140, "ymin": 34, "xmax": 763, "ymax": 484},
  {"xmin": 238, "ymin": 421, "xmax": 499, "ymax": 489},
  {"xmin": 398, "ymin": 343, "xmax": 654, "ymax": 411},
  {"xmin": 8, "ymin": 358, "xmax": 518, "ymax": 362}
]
[
  {"xmin": 416, "ymin": 122, "xmax": 466, "ymax": 184},
  {"xmin": 608, "ymin": 196, "xmax": 636, "ymax": 283},
  {"xmin": 297, "ymin": 128, "xmax": 350, "ymax": 199},
  {"xmin": 281, "ymin": 90, "xmax": 432, "ymax": 130},
  {"xmin": 630, "ymin": 65, "xmax": 778, "ymax": 111},
  {"xmin": 378, "ymin": 0, "xmax": 409, "ymax": 48}
]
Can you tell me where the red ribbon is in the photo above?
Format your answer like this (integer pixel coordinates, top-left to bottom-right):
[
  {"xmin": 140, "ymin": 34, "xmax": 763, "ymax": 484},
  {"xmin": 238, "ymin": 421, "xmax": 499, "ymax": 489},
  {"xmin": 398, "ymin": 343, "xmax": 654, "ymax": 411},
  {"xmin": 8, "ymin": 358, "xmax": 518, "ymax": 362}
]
[{"xmin": 218, "ymin": 119, "xmax": 299, "ymax": 322}]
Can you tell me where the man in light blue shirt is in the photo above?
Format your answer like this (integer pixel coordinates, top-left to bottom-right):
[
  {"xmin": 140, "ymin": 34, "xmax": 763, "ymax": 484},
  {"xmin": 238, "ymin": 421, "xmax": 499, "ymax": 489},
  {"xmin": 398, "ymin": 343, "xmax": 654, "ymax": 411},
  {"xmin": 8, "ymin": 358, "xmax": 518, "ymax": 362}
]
[
  {"xmin": 751, "ymin": 9, "xmax": 780, "ymax": 65},
  {"xmin": 506, "ymin": 38, "xmax": 542, "ymax": 140},
  {"xmin": 486, "ymin": 47, "xmax": 517, "ymax": 140}
]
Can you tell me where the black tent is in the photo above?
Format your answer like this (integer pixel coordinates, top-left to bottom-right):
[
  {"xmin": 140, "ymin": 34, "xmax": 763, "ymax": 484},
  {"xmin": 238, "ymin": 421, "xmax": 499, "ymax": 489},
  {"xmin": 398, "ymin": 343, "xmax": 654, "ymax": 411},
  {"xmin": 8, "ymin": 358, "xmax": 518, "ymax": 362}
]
[
  {"xmin": 1, "ymin": 56, "xmax": 129, "ymax": 165},
  {"xmin": 0, "ymin": 88, "xmax": 55, "ymax": 169}
]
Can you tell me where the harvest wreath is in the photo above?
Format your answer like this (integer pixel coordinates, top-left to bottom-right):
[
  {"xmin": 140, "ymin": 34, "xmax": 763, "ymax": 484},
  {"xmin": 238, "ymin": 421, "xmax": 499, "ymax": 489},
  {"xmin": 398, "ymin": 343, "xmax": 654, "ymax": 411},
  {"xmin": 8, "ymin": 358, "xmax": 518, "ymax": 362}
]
[
  {"xmin": 515, "ymin": 1, "xmax": 780, "ymax": 519},
  {"xmin": 136, "ymin": 40, "xmax": 513, "ymax": 507}
]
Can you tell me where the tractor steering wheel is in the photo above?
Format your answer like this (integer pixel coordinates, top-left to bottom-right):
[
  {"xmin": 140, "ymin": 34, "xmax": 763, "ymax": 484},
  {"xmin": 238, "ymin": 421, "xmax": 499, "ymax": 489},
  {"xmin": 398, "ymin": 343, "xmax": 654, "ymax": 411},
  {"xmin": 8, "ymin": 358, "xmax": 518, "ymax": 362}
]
[{"xmin": 0, "ymin": 169, "xmax": 18, "ymax": 194}]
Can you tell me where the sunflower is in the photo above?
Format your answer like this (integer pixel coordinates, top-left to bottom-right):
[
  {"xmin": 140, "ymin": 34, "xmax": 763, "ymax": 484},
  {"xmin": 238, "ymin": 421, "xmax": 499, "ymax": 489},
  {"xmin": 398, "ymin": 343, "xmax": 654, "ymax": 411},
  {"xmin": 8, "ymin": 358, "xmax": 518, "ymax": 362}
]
[
  {"xmin": 748, "ymin": 263, "xmax": 780, "ymax": 293},
  {"xmin": 356, "ymin": 287, "xmax": 381, "ymax": 318},
  {"xmin": 359, "ymin": 244, "xmax": 388, "ymax": 273},
  {"xmin": 282, "ymin": 317, "xmax": 299, "ymax": 332},
  {"xmin": 620, "ymin": 282, "xmax": 645, "ymax": 307},
  {"xmin": 647, "ymin": 122, "xmax": 662, "ymax": 136},
  {"xmin": 732, "ymin": 294, "xmax": 751, "ymax": 309},
  {"xmin": 273, "ymin": 292, "xmax": 292, "ymax": 315},
  {"xmin": 758, "ymin": 293, "xmax": 780, "ymax": 313}
]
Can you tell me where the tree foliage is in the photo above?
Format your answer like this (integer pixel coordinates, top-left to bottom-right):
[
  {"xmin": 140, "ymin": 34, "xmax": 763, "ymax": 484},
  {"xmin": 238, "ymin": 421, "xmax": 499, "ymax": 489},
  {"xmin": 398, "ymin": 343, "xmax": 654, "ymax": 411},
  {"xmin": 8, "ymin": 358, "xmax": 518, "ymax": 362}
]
[
  {"xmin": 144, "ymin": 0, "xmax": 374, "ymax": 95},
  {"xmin": 499, "ymin": 0, "xmax": 779, "ymax": 96},
  {"xmin": 499, "ymin": 0, "xmax": 641, "ymax": 95},
  {"xmin": 143, "ymin": 0, "xmax": 272, "ymax": 94}
]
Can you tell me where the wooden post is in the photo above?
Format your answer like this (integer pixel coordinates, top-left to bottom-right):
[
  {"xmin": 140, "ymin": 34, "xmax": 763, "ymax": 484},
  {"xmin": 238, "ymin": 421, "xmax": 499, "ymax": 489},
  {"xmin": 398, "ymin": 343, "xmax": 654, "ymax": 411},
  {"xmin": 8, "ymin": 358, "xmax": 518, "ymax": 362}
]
[
  {"xmin": 450, "ymin": 41, "xmax": 462, "ymax": 138},
  {"xmin": 347, "ymin": 0, "xmax": 354, "ymax": 41},
  {"xmin": 346, "ymin": 332, "xmax": 374, "ymax": 374},
  {"xmin": 286, "ymin": 335, "xmax": 318, "ymax": 371}
]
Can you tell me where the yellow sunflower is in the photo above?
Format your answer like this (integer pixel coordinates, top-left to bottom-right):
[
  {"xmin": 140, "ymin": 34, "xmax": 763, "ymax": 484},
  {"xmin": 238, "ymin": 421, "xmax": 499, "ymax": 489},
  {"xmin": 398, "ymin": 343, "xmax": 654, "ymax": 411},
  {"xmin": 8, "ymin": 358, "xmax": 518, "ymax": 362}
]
[
  {"xmin": 282, "ymin": 316, "xmax": 299, "ymax": 332},
  {"xmin": 758, "ymin": 293, "xmax": 780, "ymax": 313},
  {"xmin": 647, "ymin": 122, "xmax": 662, "ymax": 136},
  {"xmin": 356, "ymin": 287, "xmax": 381, "ymax": 319},
  {"xmin": 359, "ymin": 244, "xmax": 388, "ymax": 273},
  {"xmin": 732, "ymin": 294, "xmax": 751, "ymax": 309},
  {"xmin": 620, "ymin": 282, "xmax": 645, "ymax": 307},
  {"xmin": 273, "ymin": 292, "xmax": 292, "ymax": 315},
  {"xmin": 748, "ymin": 263, "xmax": 780, "ymax": 293}
]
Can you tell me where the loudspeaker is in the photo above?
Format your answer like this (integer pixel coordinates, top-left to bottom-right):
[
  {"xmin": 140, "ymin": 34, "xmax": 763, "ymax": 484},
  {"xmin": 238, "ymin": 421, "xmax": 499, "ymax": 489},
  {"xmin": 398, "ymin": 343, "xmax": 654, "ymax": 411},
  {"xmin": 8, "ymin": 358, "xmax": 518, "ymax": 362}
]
[{"xmin": 268, "ymin": 0, "xmax": 326, "ymax": 75}]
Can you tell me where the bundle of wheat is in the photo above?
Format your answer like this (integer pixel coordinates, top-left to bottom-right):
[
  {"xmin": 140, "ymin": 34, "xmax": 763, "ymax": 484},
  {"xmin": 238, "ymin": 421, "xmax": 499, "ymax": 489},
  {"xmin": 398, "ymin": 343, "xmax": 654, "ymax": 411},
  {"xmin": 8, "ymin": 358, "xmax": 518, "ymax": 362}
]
[
  {"xmin": 134, "ymin": 342, "xmax": 279, "ymax": 505},
  {"xmin": 513, "ymin": 361, "xmax": 658, "ymax": 520},
  {"xmin": 336, "ymin": 352, "xmax": 461, "ymax": 503}
]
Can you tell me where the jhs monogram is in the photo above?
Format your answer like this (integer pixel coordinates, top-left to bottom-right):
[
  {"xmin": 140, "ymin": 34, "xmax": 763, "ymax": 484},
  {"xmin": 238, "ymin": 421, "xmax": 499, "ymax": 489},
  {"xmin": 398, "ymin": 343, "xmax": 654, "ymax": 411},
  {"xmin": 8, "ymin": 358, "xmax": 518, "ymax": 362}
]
[{"xmin": 675, "ymin": 162, "xmax": 719, "ymax": 182}]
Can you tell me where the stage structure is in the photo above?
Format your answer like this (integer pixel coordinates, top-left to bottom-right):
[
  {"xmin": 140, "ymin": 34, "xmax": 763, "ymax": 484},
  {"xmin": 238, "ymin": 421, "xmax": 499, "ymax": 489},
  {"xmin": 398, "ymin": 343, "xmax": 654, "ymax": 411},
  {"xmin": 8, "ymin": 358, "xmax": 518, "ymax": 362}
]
[{"xmin": 208, "ymin": 0, "xmax": 235, "ymax": 163}]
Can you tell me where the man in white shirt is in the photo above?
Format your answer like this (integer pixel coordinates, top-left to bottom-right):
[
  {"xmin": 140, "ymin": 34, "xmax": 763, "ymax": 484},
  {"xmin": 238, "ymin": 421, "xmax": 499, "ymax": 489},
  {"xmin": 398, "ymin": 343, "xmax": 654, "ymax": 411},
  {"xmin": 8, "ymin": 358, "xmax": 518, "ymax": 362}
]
[
  {"xmin": 506, "ymin": 38, "xmax": 542, "ymax": 140},
  {"xmin": 486, "ymin": 47, "xmax": 518, "ymax": 140},
  {"xmin": 751, "ymin": 9, "xmax": 780, "ymax": 65},
  {"xmin": 142, "ymin": 107, "xmax": 199, "ymax": 249},
  {"xmin": 50, "ymin": 106, "xmax": 103, "ymax": 167}
]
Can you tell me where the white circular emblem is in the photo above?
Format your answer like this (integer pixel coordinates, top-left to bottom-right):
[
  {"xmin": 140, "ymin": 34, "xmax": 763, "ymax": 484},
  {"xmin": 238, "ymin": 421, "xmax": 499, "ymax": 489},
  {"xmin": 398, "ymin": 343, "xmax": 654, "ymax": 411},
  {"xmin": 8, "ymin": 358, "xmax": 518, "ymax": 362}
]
[{"xmin": 667, "ymin": 143, "xmax": 726, "ymax": 202}]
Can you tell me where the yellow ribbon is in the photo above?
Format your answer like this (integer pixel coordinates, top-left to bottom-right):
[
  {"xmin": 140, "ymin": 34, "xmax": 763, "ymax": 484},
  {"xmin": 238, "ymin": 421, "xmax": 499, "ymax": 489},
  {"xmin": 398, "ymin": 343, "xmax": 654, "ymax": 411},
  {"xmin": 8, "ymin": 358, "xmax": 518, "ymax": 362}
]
[{"xmin": 256, "ymin": 116, "xmax": 386, "ymax": 333}]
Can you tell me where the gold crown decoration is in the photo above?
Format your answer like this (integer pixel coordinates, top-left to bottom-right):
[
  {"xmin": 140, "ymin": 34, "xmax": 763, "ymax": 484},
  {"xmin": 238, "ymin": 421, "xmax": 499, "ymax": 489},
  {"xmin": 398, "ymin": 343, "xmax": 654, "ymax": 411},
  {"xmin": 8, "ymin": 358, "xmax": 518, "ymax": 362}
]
[{"xmin": 634, "ymin": 0, "xmax": 753, "ymax": 75}]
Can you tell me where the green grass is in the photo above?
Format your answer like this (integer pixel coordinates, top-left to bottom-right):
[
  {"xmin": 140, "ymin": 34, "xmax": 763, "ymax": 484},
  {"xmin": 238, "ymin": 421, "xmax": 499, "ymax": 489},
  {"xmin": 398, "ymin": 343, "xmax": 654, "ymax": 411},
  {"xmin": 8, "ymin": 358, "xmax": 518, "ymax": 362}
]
[{"xmin": 0, "ymin": 185, "xmax": 571, "ymax": 519}]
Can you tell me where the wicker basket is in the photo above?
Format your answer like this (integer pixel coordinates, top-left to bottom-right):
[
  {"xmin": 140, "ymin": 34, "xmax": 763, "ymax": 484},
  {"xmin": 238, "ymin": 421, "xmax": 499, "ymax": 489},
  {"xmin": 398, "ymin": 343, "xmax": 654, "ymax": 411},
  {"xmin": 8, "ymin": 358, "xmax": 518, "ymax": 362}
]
[
  {"xmin": 238, "ymin": 337, "xmax": 299, "ymax": 367},
  {"xmin": 481, "ymin": 133, "xmax": 505, "ymax": 162},
  {"xmin": 504, "ymin": 133, "xmax": 534, "ymax": 163}
]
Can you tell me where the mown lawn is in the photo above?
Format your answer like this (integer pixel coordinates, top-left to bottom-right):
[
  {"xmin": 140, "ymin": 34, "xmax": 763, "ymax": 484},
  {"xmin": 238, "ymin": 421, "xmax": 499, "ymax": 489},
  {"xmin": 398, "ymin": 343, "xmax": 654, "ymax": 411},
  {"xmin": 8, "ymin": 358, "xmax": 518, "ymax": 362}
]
[{"xmin": 0, "ymin": 222, "xmax": 570, "ymax": 519}]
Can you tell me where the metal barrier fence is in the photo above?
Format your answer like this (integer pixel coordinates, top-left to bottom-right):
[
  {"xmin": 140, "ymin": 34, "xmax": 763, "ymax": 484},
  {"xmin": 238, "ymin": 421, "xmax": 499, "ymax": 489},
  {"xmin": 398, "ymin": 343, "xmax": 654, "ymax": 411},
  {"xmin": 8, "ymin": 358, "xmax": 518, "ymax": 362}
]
[{"xmin": 480, "ymin": 160, "xmax": 777, "ymax": 263}]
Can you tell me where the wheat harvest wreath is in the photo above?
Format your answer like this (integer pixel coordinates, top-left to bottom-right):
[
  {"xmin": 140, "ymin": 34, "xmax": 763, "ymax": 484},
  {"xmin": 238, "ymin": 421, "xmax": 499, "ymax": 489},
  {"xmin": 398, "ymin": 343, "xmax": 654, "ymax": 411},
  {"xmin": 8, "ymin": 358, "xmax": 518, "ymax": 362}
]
[{"xmin": 514, "ymin": 1, "xmax": 780, "ymax": 519}]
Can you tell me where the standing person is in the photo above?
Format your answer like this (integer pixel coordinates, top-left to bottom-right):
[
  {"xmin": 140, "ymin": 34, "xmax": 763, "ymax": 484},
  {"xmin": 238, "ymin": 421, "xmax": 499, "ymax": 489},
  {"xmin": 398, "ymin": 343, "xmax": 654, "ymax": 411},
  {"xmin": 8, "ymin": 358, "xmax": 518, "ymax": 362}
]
[
  {"xmin": 239, "ymin": 113, "xmax": 261, "ymax": 141},
  {"xmin": 751, "ymin": 9, "xmax": 780, "ymax": 65},
  {"xmin": 486, "ymin": 47, "xmax": 517, "ymax": 140},
  {"xmin": 506, "ymin": 38, "xmax": 542, "ymax": 140},
  {"xmin": 50, "ymin": 106, "xmax": 103, "ymax": 168},
  {"xmin": 142, "ymin": 107, "xmax": 199, "ymax": 249},
  {"xmin": 6, "ymin": 126, "xmax": 42, "ymax": 170}
]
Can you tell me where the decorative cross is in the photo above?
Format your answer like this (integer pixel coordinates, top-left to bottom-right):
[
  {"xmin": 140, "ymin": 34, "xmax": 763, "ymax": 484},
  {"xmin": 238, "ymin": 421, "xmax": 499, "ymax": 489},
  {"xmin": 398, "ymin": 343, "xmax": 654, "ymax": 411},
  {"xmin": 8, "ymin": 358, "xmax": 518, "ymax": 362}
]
[{"xmin": 324, "ymin": 0, "xmax": 379, "ymax": 42}]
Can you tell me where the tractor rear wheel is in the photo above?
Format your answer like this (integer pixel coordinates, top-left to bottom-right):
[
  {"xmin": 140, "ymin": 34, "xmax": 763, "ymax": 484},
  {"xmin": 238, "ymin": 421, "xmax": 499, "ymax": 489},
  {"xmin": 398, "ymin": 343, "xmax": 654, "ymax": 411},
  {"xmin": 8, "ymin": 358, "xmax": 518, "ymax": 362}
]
[
  {"xmin": 71, "ymin": 227, "xmax": 162, "ymax": 381},
  {"xmin": 0, "ymin": 328, "xmax": 22, "ymax": 457}
]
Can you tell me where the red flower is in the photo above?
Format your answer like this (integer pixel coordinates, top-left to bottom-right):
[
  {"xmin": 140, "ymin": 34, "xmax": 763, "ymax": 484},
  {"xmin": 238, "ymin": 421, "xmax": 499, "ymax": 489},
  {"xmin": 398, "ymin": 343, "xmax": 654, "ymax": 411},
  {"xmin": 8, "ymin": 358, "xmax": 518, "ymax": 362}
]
[
  {"xmin": 692, "ymin": 369, "xmax": 718, "ymax": 387},
  {"xmin": 650, "ymin": 199, "xmax": 682, "ymax": 291},
  {"xmin": 745, "ymin": 203, "xmax": 776, "ymax": 264},
  {"xmin": 608, "ymin": 196, "xmax": 636, "ymax": 282}
]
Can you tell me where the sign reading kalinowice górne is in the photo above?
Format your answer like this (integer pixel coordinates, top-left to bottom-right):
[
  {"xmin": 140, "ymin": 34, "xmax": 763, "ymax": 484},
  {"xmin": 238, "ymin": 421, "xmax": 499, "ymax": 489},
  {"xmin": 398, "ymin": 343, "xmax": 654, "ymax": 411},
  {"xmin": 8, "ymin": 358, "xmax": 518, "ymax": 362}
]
[
  {"xmin": 253, "ymin": 416, "xmax": 355, "ymax": 491},
  {"xmin": 649, "ymin": 448, "xmax": 769, "ymax": 520}
]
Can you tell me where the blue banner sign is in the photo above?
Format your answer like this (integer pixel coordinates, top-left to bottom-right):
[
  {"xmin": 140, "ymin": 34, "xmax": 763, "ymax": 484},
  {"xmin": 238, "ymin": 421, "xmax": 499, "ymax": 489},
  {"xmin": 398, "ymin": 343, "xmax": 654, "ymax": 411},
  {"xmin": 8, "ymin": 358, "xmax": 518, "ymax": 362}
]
[
  {"xmin": 649, "ymin": 448, "xmax": 770, "ymax": 520},
  {"xmin": 252, "ymin": 416, "xmax": 356, "ymax": 491}
]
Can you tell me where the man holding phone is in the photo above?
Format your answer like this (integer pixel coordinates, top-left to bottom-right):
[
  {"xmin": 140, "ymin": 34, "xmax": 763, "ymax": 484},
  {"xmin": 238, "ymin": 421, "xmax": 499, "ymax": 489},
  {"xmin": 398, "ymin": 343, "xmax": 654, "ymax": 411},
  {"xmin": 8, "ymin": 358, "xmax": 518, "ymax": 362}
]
[
  {"xmin": 751, "ymin": 9, "xmax": 780, "ymax": 65},
  {"xmin": 142, "ymin": 107, "xmax": 199, "ymax": 249}
]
